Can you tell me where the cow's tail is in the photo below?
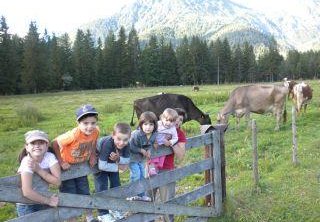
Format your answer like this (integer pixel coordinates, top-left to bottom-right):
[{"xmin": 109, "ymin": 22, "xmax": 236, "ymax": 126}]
[
  {"xmin": 130, "ymin": 105, "xmax": 135, "ymax": 126},
  {"xmin": 283, "ymin": 98, "xmax": 287, "ymax": 123}
]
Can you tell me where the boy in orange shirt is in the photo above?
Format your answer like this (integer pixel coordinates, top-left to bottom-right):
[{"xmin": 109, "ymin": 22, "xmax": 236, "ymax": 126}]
[{"xmin": 52, "ymin": 104, "xmax": 99, "ymax": 222}]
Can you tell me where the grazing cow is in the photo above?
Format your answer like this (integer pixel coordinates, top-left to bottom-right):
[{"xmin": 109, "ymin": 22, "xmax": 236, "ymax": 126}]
[
  {"xmin": 292, "ymin": 82, "xmax": 313, "ymax": 113},
  {"xmin": 283, "ymin": 79, "xmax": 313, "ymax": 113},
  {"xmin": 217, "ymin": 84, "xmax": 288, "ymax": 130},
  {"xmin": 130, "ymin": 93, "xmax": 211, "ymax": 126},
  {"xmin": 193, "ymin": 86, "xmax": 200, "ymax": 91}
]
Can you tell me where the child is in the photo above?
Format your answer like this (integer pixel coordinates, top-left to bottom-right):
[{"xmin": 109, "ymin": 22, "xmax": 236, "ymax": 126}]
[
  {"xmin": 149, "ymin": 108, "xmax": 187, "ymax": 222},
  {"xmin": 16, "ymin": 130, "xmax": 61, "ymax": 217},
  {"xmin": 128, "ymin": 111, "xmax": 158, "ymax": 201},
  {"xmin": 52, "ymin": 104, "xmax": 99, "ymax": 222},
  {"xmin": 148, "ymin": 108, "xmax": 178, "ymax": 176},
  {"xmin": 94, "ymin": 123, "xmax": 131, "ymax": 222}
]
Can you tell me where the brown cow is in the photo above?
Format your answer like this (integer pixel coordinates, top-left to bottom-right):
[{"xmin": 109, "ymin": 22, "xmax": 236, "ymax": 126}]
[
  {"xmin": 192, "ymin": 86, "xmax": 200, "ymax": 91},
  {"xmin": 283, "ymin": 79, "xmax": 313, "ymax": 113},
  {"xmin": 292, "ymin": 82, "xmax": 313, "ymax": 113},
  {"xmin": 217, "ymin": 84, "xmax": 288, "ymax": 130}
]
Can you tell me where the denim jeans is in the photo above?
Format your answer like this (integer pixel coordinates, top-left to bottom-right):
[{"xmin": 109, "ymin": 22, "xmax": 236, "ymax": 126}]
[
  {"xmin": 94, "ymin": 171, "xmax": 120, "ymax": 216},
  {"xmin": 129, "ymin": 162, "xmax": 146, "ymax": 197},
  {"xmin": 16, "ymin": 203, "xmax": 47, "ymax": 217},
  {"xmin": 59, "ymin": 175, "xmax": 90, "ymax": 195}
]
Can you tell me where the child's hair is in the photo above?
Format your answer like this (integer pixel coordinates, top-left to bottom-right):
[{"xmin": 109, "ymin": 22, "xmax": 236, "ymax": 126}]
[
  {"xmin": 160, "ymin": 108, "xmax": 178, "ymax": 122},
  {"xmin": 138, "ymin": 111, "xmax": 158, "ymax": 132},
  {"xmin": 113, "ymin": 122, "xmax": 131, "ymax": 135},
  {"xmin": 174, "ymin": 108, "xmax": 187, "ymax": 120}
]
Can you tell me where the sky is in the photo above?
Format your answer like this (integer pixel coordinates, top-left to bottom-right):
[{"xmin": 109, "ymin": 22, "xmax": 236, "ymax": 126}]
[
  {"xmin": 1, "ymin": 0, "xmax": 297, "ymax": 37},
  {"xmin": 1, "ymin": 0, "xmax": 135, "ymax": 36}
]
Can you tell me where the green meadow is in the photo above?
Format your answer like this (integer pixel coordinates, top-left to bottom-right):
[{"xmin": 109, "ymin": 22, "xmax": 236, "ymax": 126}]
[{"xmin": 0, "ymin": 82, "xmax": 319, "ymax": 221}]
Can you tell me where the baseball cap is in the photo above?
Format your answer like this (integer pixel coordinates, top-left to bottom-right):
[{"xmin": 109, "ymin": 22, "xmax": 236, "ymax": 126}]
[
  {"xmin": 76, "ymin": 104, "xmax": 98, "ymax": 121},
  {"xmin": 25, "ymin": 130, "xmax": 49, "ymax": 144}
]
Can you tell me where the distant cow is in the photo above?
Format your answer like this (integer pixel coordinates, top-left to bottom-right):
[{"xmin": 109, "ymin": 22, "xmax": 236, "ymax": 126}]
[
  {"xmin": 284, "ymin": 79, "xmax": 313, "ymax": 113},
  {"xmin": 193, "ymin": 86, "xmax": 200, "ymax": 91},
  {"xmin": 130, "ymin": 93, "xmax": 211, "ymax": 126},
  {"xmin": 293, "ymin": 82, "xmax": 313, "ymax": 113},
  {"xmin": 217, "ymin": 84, "xmax": 288, "ymax": 130}
]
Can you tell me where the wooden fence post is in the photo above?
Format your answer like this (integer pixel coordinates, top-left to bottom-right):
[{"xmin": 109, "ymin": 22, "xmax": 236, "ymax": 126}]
[
  {"xmin": 252, "ymin": 119, "xmax": 259, "ymax": 187},
  {"xmin": 201, "ymin": 124, "xmax": 226, "ymax": 207},
  {"xmin": 292, "ymin": 106, "xmax": 298, "ymax": 165},
  {"xmin": 212, "ymin": 130, "xmax": 222, "ymax": 215}
]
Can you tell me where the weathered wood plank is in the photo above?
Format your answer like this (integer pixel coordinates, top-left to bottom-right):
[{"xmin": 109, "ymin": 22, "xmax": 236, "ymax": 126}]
[
  {"xmin": 0, "ymin": 184, "xmax": 215, "ymax": 217},
  {"xmin": 121, "ymin": 183, "xmax": 216, "ymax": 222},
  {"xmin": 7, "ymin": 207, "xmax": 83, "ymax": 222}
]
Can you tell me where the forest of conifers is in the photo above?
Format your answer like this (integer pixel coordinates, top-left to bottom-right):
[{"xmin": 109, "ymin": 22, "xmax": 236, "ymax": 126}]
[{"xmin": 1, "ymin": 16, "xmax": 320, "ymax": 95}]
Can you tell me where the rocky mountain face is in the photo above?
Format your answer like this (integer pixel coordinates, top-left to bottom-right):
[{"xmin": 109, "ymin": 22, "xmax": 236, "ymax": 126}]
[{"xmin": 79, "ymin": 0, "xmax": 320, "ymax": 54}]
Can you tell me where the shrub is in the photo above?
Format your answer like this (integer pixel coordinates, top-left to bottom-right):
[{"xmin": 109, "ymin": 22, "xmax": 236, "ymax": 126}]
[
  {"xmin": 103, "ymin": 103, "xmax": 122, "ymax": 114},
  {"xmin": 16, "ymin": 103, "xmax": 43, "ymax": 127}
]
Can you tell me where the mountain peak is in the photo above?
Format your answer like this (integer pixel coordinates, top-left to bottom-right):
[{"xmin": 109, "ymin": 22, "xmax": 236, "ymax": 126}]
[{"xmin": 79, "ymin": 0, "xmax": 320, "ymax": 53}]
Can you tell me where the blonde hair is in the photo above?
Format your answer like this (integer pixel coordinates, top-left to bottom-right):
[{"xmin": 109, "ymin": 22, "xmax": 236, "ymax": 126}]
[{"xmin": 160, "ymin": 108, "xmax": 178, "ymax": 122}]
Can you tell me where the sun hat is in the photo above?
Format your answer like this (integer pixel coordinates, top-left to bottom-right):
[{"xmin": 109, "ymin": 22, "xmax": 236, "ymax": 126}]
[
  {"xmin": 25, "ymin": 130, "xmax": 49, "ymax": 144},
  {"xmin": 76, "ymin": 104, "xmax": 98, "ymax": 121}
]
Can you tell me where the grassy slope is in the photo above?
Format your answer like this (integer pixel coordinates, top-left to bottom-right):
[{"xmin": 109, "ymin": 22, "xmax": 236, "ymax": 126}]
[{"xmin": 0, "ymin": 82, "xmax": 319, "ymax": 221}]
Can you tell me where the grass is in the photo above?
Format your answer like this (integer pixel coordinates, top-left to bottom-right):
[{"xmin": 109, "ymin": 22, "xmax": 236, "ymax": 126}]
[{"xmin": 0, "ymin": 83, "xmax": 319, "ymax": 221}]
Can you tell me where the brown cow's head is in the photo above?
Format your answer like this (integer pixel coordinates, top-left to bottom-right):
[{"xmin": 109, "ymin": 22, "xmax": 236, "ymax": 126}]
[{"xmin": 217, "ymin": 112, "xmax": 229, "ymax": 124}]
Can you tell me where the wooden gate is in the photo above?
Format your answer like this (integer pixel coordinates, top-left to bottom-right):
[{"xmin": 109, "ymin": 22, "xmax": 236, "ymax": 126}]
[{"xmin": 0, "ymin": 126, "xmax": 226, "ymax": 222}]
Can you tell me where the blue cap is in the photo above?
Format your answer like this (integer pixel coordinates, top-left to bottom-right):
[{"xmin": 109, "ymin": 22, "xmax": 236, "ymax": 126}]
[{"xmin": 76, "ymin": 104, "xmax": 98, "ymax": 121}]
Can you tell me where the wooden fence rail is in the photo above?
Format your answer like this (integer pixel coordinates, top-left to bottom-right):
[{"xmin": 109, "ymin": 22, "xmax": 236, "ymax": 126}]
[{"xmin": 0, "ymin": 126, "xmax": 226, "ymax": 222}]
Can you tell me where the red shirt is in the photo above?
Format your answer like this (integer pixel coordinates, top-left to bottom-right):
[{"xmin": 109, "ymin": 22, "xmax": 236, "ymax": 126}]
[{"xmin": 161, "ymin": 127, "xmax": 186, "ymax": 170}]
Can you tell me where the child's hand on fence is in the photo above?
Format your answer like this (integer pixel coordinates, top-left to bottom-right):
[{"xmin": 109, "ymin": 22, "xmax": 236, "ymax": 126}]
[
  {"xmin": 27, "ymin": 158, "xmax": 40, "ymax": 173},
  {"xmin": 46, "ymin": 194, "xmax": 59, "ymax": 207},
  {"xmin": 153, "ymin": 141, "xmax": 159, "ymax": 150},
  {"xmin": 146, "ymin": 150, "xmax": 151, "ymax": 159},
  {"xmin": 60, "ymin": 161, "xmax": 71, "ymax": 170},
  {"xmin": 140, "ymin": 149, "xmax": 147, "ymax": 157},
  {"xmin": 109, "ymin": 152, "xmax": 120, "ymax": 162},
  {"xmin": 164, "ymin": 139, "xmax": 171, "ymax": 147}
]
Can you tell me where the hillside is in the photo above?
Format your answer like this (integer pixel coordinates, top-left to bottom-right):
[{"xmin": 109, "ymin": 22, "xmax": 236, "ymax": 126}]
[{"xmin": 78, "ymin": 0, "xmax": 320, "ymax": 54}]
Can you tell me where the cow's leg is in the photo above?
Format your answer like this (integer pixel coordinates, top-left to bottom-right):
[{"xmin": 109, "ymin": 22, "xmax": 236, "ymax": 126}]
[
  {"xmin": 303, "ymin": 103, "xmax": 307, "ymax": 113},
  {"xmin": 245, "ymin": 112, "xmax": 251, "ymax": 128},
  {"xmin": 274, "ymin": 109, "xmax": 282, "ymax": 131}
]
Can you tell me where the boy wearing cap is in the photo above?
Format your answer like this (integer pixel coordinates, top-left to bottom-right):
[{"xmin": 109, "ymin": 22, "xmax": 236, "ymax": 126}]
[
  {"xmin": 17, "ymin": 130, "xmax": 61, "ymax": 216},
  {"xmin": 52, "ymin": 104, "xmax": 99, "ymax": 222}
]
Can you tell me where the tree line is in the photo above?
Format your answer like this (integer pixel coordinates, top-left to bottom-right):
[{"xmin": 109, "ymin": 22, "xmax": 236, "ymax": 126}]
[{"xmin": 1, "ymin": 16, "xmax": 320, "ymax": 95}]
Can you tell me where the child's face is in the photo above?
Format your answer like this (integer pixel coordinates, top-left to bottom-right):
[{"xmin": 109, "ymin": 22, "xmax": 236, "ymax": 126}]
[
  {"xmin": 25, "ymin": 140, "xmax": 48, "ymax": 158},
  {"xmin": 161, "ymin": 117, "xmax": 175, "ymax": 128},
  {"xmin": 175, "ymin": 115, "xmax": 184, "ymax": 128},
  {"xmin": 142, "ymin": 121, "xmax": 155, "ymax": 135},
  {"xmin": 112, "ymin": 132, "xmax": 130, "ymax": 149},
  {"xmin": 78, "ymin": 116, "xmax": 97, "ymax": 135}
]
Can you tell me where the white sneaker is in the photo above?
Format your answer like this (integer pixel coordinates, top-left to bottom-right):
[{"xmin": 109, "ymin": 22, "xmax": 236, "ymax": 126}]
[
  {"xmin": 110, "ymin": 210, "xmax": 125, "ymax": 220},
  {"xmin": 97, "ymin": 214, "xmax": 115, "ymax": 222}
]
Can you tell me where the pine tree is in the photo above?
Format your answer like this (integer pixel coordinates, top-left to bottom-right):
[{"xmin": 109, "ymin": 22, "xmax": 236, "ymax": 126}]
[
  {"xmin": 58, "ymin": 33, "xmax": 73, "ymax": 90},
  {"xmin": 103, "ymin": 30, "xmax": 117, "ymax": 88},
  {"xmin": 21, "ymin": 22, "xmax": 44, "ymax": 93},
  {"xmin": 128, "ymin": 26, "xmax": 141, "ymax": 86},
  {"xmin": 140, "ymin": 35, "xmax": 160, "ymax": 86},
  {"xmin": 158, "ymin": 38, "xmax": 178, "ymax": 85},
  {"xmin": 176, "ymin": 36, "xmax": 193, "ymax": 85},
  {"xmin": 95, "ymin": 38, "xmax": 104, "ymax": 89},
  {"xmin": 116, "ymin": 26, "xmax": 130, "ymax": 87}
]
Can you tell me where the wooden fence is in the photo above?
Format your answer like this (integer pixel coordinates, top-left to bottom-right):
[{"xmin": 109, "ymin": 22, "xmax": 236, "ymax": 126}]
[{"xmin": 0, "ymin": 125, "xmax": 226, "ymax": 222}]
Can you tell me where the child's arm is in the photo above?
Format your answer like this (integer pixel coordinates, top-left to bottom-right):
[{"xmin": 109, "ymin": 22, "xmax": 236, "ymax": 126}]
[
  {"xmin": 168, "ymin": 128, "xmax": 179, "ymax": 146},
  {"xmin": 29, "ymin": 160, "xmax": 61, "ymax": 186},
  {"xmin": 52, "ymin": 140, "xmax": 70, "ymax": 170},
  {"xmin": 98, "ymin": 159, "xmax": 118, "ymax": 172},
  {"xmin": 20, "ymin": 172, "xmax": 59, "ymax": 207},
  {"xmin": 89, "ymin": 141, "xmax": 97, "ymax": 168}
]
